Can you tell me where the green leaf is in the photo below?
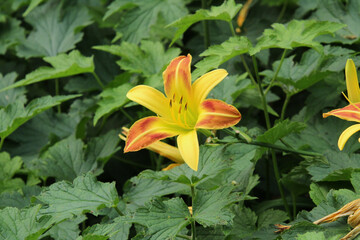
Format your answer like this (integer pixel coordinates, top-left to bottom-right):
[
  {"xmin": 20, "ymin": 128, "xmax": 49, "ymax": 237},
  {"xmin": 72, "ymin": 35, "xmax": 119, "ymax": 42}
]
[
  {"xmin": 94, "ymin": 83, "xmax": 132, "ymax": 125},
  {"xmin": 351, "ymin": 172, "xmax": 360, "ymax": 195},
  {"xmin": 168, "ymin": 0, "xmax": 242, "ymax": 45},
  {"xmin": 111, "ymin": 0, "xmax": 187, "ymax": 44},
  {"xmin": 194, "ymin": 187, "xmax": 238, "ymax": 227},
  {"xmin": 0, "ymin": 50, "xmax": 94, "ymax": 93},
  {"xmin": 17, "ymin": 0, "xmax": 93, "ymax": 58},
  {"xmin": 296, "ymin": 232, "xmax": 326, "ymax": 240},
  {"xmin": 0, "ymin": 205, "xmax": 50, "ymax": 240},
  {"xmin": 307, "ymin": 150, "xmax": 360, "ymax": 182},
  {"xmin": 83, "ymin": 216, "xmax": 131, "ymax": 240},
  {"xmin": 94, "ymin": 41, "xmax": 180, "ymax": 78},
  {"xmin": 0, "ymin": 18, "xmax": 25, "ymax": 54},
  {"xmin": 46, "ymin": 216, "xmax": 86, "ymax": 240},
  {"xmin": 192, "ymin": 37, "xmax": 252, "ymax": 79},
  {"xmin": 130, "ymin": 197, "xmax": 191, "ymax": 240},
  {"xmin": 0, "ymin": 152, "xmax": 24, "ymax": 193},
  {"xmin": 309, "ymin": 183, "xmax": 329, "ymax": 205},
  {"xmin": 37, "ymin": 172, "xmax": 119, "ymax": 222},
  {"xmin": 0, "ymin": 95, "xmax": 79, "ymax": 139},
  {"xmin": 23, "ymin": 0, "xmax": 46, "ymax": 16},
  {"xmin": 250, "ymin": 20, "xmax": 345, "ymax": 55},
  {"xmin": 227, "ymin": 206, "xmax": 257, "ymax": 238},
  {"xmin": 257, "ymin": 120, "xmax": 306, "ymax": 144},
  {"xmin": 0, "ymin": 185, "xmax": 42, "ymax": 208},
  {"xmin": 0, "ymin": 72, "xmax": 26, "ymax": 107}
]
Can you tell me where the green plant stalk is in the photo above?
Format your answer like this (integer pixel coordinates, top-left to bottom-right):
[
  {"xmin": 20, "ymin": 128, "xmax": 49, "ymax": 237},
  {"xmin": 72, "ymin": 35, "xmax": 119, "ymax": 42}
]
[
  {"xmin": 177, "ymin": 235, "xmax": 192, "ymax": 240},
  {"xmin": 191, "ymin": 185, "xmax": 196, "ymax": 240},
  {"xmin": 201, "ymin": 0, "xmax": 210, "ymax": 49},
  {"xmin": 92, "ymin": 72, "xmax": 105, "ymax": 89},
  {"xmin": 55, "ymin": 79, "xmax": 61, "ymax": 113},
  {"xmin": 264, "ymin": 49, "xmax": 287, "ymax": 95},
  {"xmin": 228, "ymin": 21, "xmax": 236, "ymax": 37},
  {"xmin": 280, "ymin": 94, "xmax": 291, "ymax": 121},
  {"xmin": 0, "ymin": 137, "xmax": 4, "ymax": 151},
  {"xmin": 119, "ymin": 107, "xmax": 134, "ymax": 122},
  {"xmin": 276, "ymin": 0, "xmax": 288, "ymax": 23},
  {"xmin": 114, "ymin": 206, "xmax": 124, "ymax": 216},
  {"xmin": 291, "ymin": 192, "xmax": 297, "ymax": 218}
]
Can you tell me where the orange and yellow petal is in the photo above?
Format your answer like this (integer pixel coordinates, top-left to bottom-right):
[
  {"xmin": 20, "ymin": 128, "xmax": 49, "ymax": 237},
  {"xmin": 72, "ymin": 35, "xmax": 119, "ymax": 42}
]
[
  {"xmin": 147, "ymin": 141, "xmax": 184, "ymax": 164},
  {"xmin": 323, "ymin": 103, "xmax": 360, "ymax": 123},
  {"xmin": 195, "ymin": 99, "xmax": 241, "ymax": 129},
  {"xmin": 124, "ymin": 117, "xmax": 185, "ymax": 153},
  {"xmin": 191, "ymin": 69, "xmax": 228, "ymax": 106},
  {"xmin": 126, "ymin": 85, "xmax": 171, "ymax": 118},
  {"xmin": 177, "ymin": 130, "xmax": 199, "ymax": 171},
  {"xmin": 346, "ymin": 59, "xmax": 360, "ymax": 103},
  {"xmin": 163, "ymin": 54, "xmax": 192, "ymax": 99},
  {"xmin": 338, "ymin": 124, "xmax": 360, "ymax": 150}
]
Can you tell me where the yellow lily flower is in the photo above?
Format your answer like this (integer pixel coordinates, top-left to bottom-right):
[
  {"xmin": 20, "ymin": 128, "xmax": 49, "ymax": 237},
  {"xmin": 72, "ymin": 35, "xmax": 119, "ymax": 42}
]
[
  {"xmin": 323, "ymin": 59, "xmax": 360, "ymax": 150},
  {"xmin": 124, "ymin": 54, "xmax": 241, "ymax": 171},
  {"xmin": 119, "ymin": 127, "xmax": 184, "ymax": 170}
]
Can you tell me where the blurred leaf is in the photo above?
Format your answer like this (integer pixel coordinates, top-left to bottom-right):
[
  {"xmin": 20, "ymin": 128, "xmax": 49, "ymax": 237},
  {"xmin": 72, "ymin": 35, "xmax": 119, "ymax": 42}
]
[
  {"xmin": 94, "ymin": 83, "xmax": 132, "ymax": 125},
  {"xmin": 168, "ymin": 0, "xmax": 242, "ymax": 45},
  {"xmin": 0, "ymin": 205, "xmax": 50, "ymax": 240},
  {"xmin": 83, "ymin": 216, "xmax": 130, "ymax": 240},
  {"xmin": 0, "ymin": 95, "xmax": 79, "ymax": 139},
  {"xmin": 0, "ymin": 18, "xmax": 25, "ymax": 54},
  {"xmin": 17, "ymin": 0, "xmax": 92, "ymax": 58},
  {"xmin": 37, "ymin": 172, "xmax": 119, "ymax": 222},
  {"xmin": 131, "ymin": 197, "xmax": 191, "ymax": 240},
  {"xmin": 109, "ymin": 0, "xmax": 188, "ymax": 44},
  {"xmin": 0, "ymin": 50, "xmax": 94, "ymax": 93},
  {"xmin": 0, "ymin": 72, "xmax": 26, "ymax": 107},
  {"xmin": 193, "ymin": 37, "xmax": 252, "ymax": 79},
  {"xmin": 0, "ymin": 185, "xmax": 42, "ymax": 208},
  {"xmin": 23, "ymin": 0, "xmax": 46, "ymax": 16},
  {"xmin": 0, "ymin": 152, "xmax": 24, "ymax": 194},
  {"xmin": 208, "ymin": 74, "xmax": 247, "ymax": 104},
  {"xmin": 94, "ymin": 41, "xmax": 180, "ymax": 78},
  {"xmin": 250, "ymin": 20, "xmax": 345, "ymax": 55}
]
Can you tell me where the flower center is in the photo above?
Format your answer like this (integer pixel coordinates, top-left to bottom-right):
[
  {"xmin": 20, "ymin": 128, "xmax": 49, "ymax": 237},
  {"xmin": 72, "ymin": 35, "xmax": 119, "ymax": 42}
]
[{"xmin": 168, "ymin": 93, "xmax": 194, "ymax": 128}]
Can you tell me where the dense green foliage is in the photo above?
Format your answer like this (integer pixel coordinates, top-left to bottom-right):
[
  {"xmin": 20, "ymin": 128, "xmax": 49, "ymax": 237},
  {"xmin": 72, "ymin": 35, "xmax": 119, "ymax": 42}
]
[{"xmin": 1, "ymin": 0, "xmax": 360, "ymax": 239}]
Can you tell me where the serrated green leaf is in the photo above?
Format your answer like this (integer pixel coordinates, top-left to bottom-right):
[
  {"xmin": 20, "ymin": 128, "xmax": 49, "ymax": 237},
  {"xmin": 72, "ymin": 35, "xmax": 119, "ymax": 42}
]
[
  {"xmin": 83, "ymin": 216, "xmax": 130, "ymax": 240},
  {"xmin": 193, "ymin": 37, "xmax": 252, "ymax": 79},
  {"xmin": 307, "ymin": 151, "xmax": 360, "ymax": 182},
  {"xmin": 208, "ymin": 74, "xmax": 247, "ymax": 104},
  {"xmin": 0, "ymin": 95, "xmax": 79, "ymax": 139},
  {"xmin": 227, "ymin": 206, "xmax": 257, "ymax": 238},
  {"xmin": 46, "ymin": 216, "xmax": 86, "ymax": 240},
  {"xmin": 257, "ymin": 120, "xmax": 306, "ymax": 144},
  {"xmin": 257, "ymin": 209, "xmax": 288, "ymax": 229},
  {"xmin": 0, "ymin": 72, "xmax": 26, "ymax": 107},
  {"xmin": 94, "ymin": 41, "xmax": 180, "ymax": 78},
  {"xmin": 94, "ymin": 83, "xmax": 132, "ymax": 125},
  {"xmin": 17, "ymin": 0, "xmax": 92, "ymax": 58},
  {"xmin": 194, "ymin": 187, "xmax": 238, "ymax": 227},
  {"xmin": 168, "ymin": 0, "xmax": 242, "ymax": 45},
  {"xmin": 0, "ymin": 50, "xmax": 94, "ymax": 93},
  {"xmin": 0, "ymin": 185, "xmax": 41, "ymax": 208},
  {"xmin": 111, "ymin": 0, "xmax": 187, "ymax": 44},
  {"xmin": 0, "ymin": 18, "xmax": 25, "ymax": 54},
  {"xmin": 131, "ymin": 197, "xmax": 191, "ymax": 240},
  {"xmin": 0, "ymin": 205, "xmax": 50, "ymax": 240},
  {"xmin": 309, "ymin": 183, "xmax": 329, "ymax": 205},
  {"xmin": 296, "ymin": 232, "xmax": 326, "ymax": 240},
  {"xmin": 0, "ymin": 152, "xmax": 24, "ymax": 193},
  {"xmin": 250, "ymin": 20, "xmax": 345, "ymax": 55},
  {"xmin": 37, "ymin": 172, "xmax": 119, "ymax": 222}
]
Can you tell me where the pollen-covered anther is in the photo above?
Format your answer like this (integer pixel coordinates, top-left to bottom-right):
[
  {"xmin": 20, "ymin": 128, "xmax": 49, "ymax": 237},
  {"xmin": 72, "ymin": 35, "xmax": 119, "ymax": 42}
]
[
  {"xmin": 169, "ymin": 99, "xmax": 172, "ymax": 108},
  {"xmin": 179, "ymin": 96, "xmax": 183, "ymax": 104}
]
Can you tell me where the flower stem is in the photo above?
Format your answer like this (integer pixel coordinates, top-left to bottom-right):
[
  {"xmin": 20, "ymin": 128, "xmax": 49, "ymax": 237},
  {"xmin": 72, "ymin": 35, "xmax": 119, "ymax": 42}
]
[
  {"xmin": 201, "ymin": 0, "xmax": 210, "ymax": 49},
  {"xmin": 280, "ymin": 94, "xmax": 291, "ymax": 121},
  {"xmin": 276, "ymin": 0, "xmax": 288, "ymax": 23},
  {"xmin": 55, "ymin": 79, "xmax": 61, "ymax": 113},
  {"xmin": 191, "ymin": 185, "xmax": 196, "ymax": 240},
  {"xmin": 92, "ymin": 72, "xmax": 105, "ymax": 89},
  {"xmin": 228, "ymin": 21, "xmax": 236, "ymax": 37},
  {"xmin": 0, "ymin": 137, "xmax": 4, "ymax": 151},
  {"xmin": 114, "ymin": 206, "xmax": 124, "ymax": 216},
  {"xmin": 120, "ymin": 107, "xmax": 134, "ymax": 122},
  {"xmin": 264, "ymin": 49, "xmax": 287, "ymax": 95}
]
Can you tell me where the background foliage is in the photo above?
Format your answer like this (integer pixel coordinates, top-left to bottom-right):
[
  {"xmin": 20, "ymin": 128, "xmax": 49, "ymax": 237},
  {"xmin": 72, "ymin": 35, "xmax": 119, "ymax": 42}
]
[{"xmin": 1, "ymin": 0, "xmax": 360, "ymax": 239}]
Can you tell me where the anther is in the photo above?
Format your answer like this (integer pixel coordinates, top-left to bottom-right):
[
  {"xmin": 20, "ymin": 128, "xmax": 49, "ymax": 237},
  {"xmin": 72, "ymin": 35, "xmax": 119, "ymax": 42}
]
[
  {"xmin": 179, "ymin": 96, "xmax": 183, "ymax": 104},
  {"xmin": 169, "ymin": 99, "xmax": 172, "ymax": 108},
  {"xmin": 173, "ymin": 93, "xmax": 176, "ymax": 101},
  {"xmin": 178, "ymin": 106, "xmax": 182, "ymax": 114},
  {"xmin": 184, "ymin": 103, "xmax": 188, "ymax": 110}
]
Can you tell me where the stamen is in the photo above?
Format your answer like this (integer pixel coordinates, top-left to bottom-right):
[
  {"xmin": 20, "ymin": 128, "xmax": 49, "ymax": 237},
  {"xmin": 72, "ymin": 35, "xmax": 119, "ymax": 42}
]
[
  {"xmin": 179, "ymin": 96, "xmax": 183, "ymax": 104},
  {"xmin": 169, "ymin": 99, "xmax": 172, "ymax": 108},
  {"xmin": 178, "ymin": 106, "xmax": 182, "ymax": 114},
  {"xmin": 173, "ymin": 93, "xmax": 176, "ymax": 101},
  {"xmin": 184, "ymin": 103, "xmax": 188, "ymax": 110},
  {"xmin": 343, "ymin": 92, "xmax": 360, "ymax": 112}
]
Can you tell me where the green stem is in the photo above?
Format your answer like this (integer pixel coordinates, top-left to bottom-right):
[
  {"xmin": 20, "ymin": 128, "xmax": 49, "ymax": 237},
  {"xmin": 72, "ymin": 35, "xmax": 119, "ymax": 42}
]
[
  {"xmin": 276, "ymin": 0, "xmax": 288, "ymax": 23},
  {"xmin": 0, "ymin": 137, "xmax": 4, "ymax": 151},
  {"xmin": 240, "ymin": 55, "xmax": 258, "ymax": 88},
  {"xmin": 252, "ymin": 55, "xmax": 260, "ymax": 83},
  {"xmin": 92, "ymin": 73, "xmax": 105, "ymax": 89},
  {"xmin": 114, "ymin": 206, "xmax": 124, "ymax": 216},
  {"xmin": 264, "ymin": 49, "xmax": 287, "ymax": 95},
  {"xmin": 55, "ymin": 79, "xmax": 61, "ymax": 113},
  {"xmin": 258, "ymin": 75, "xmax": 271, "ymax": 129},
  {"xmin": 271, "ymin": 150, "xmax": 291, "ymax": 219},
  {"xmin": 119, "ymin": 107, "xmax": 134, "ymax": 122},
  {"xmin": 230, "ymin": 127, "xmax": 252, "ymax": 143},
  {"xmin": 113, "ymin": 156, "xmax": 149, "ymax": 169},
  {"xmin": 280, "ymin": 94, "xmax": 291, "ymax": 121},
  {"xmin": 228, "ymin": 21, "xmax": 236, "ymax": 37},
  {"xmin": 191, "ymin": 185, "xmax": 196, "ymax": 240},
  {"xmin": 291, "ymin": 192, "xmax": 297, "ymax": 219},
  {"xmin": 201, "ymin": 0, "xmax": 210, "ymax": 49},
  {"xmin": 177, "ymin": 235, "xmax": 192, "ymax": 240}
]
